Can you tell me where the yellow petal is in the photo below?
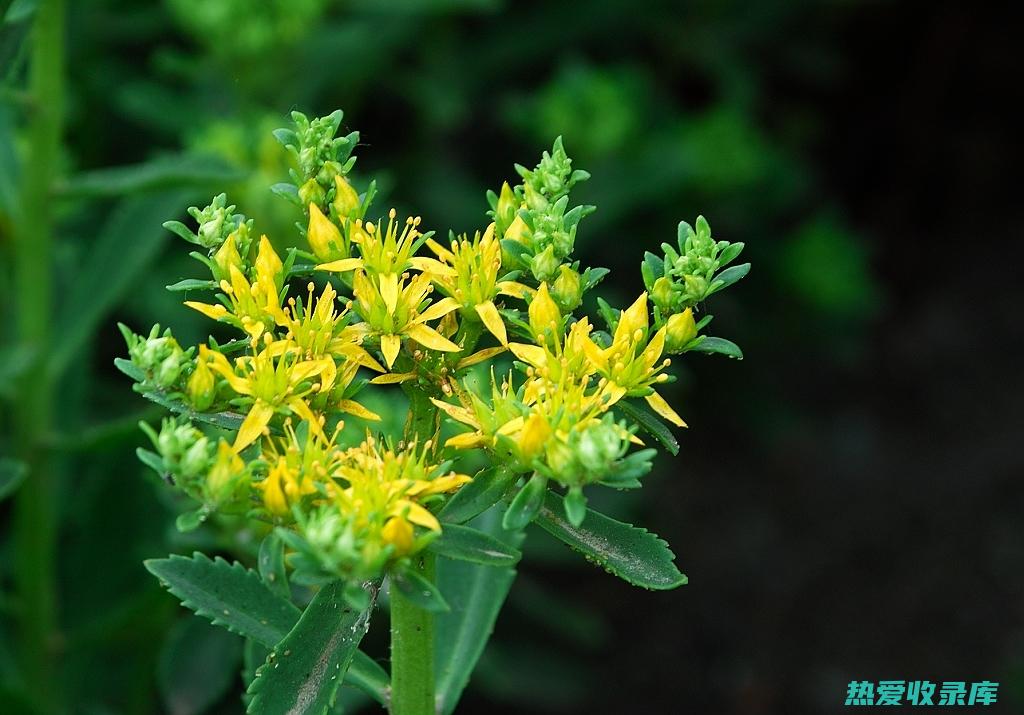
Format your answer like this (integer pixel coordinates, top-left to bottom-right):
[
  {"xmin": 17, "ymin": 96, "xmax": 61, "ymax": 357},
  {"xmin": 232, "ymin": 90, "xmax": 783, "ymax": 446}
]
[
  {"xmin": 234, "ymin": 401, "xmax": 274, "ymax": 451},
  {"xmin": 644, "ymin": 390, "xmax": 686, "ymax": 428},
  {"xmin": 370, "ymin": 372, "xmax": 417, "ymax": 384},
  {"xmin": 508, "ymin": 343, "xmax": 547, "ymax": 368},
  {"xmin": 380, "ymin": 334, "xmax": 401, "ymax": 369},
  {"xmin": 407, "ymin": 323, "xmax": 460, "ymax": 353},
  {"xmin": 317, "ymin": 257, "xmax": 362, "ymax": 273},
  {"xmin": 474, "ymin": 301, "xmax": 507, "ymax": 345},
  {"xmin": 402, "ymin": 501, "xmax": 441, "ymax": 531},
  {"xmin": 456, "ymin": 346, "xmax": 507, "ymax": 370},
  {"xmin": 615, "ymin": 292, "xmax": 649, "ymax": 345},
  {"xmin": 255, "ymin": 236, "xmax": 283, "ymax": 286},
  {"xmin": 497, "ymin": 281, "xmax": 531, "ymax": 300},
  {"xmin": 424, "ymin": 237, "xmax": 455, "ymax": 262},
  {"xmin": 337, "ymin": 399, "xmax": 382, "ymax": 421},
  {"xmin": 307, "ymin": 203, "xmax": 343, "ymax": 261},
  {"xmin": 185, "ymin": 301, "xmax": 230, "ymax": 322},
  {"xmin": 417, "ymin": 297, "xmax": 460, "ymax": 323},
  {"xmin": 285, "ymin": 397, "xmax": 326, "ymax": 439},
  {"xmin": 408, "ymin": 256, "xmax": 457, "ymax": 277},
  {"xmin": 445, "ymin": 432, "xmax": 487, "ymax": 449},
  {"xmin": 380, "ymin": 272, "xmax": 400, "ymax": 316},
  {"xmin": 430, "ymin": 398, "xmax": 478, "ymax": 427},
  {"xmin": 639, "ymin": 327, "xmax": 666, "ymax": 369}
]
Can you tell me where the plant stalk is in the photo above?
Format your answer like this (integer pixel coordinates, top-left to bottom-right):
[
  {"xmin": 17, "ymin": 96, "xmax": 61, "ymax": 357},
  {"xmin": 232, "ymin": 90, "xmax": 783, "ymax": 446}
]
[
  {"xmin": 390, "ymin": 385, "xmax": 439, "ymax": 715},
  {"xmin": 12, "ymin": 0, "xmax": 64, "ymax": 710}
]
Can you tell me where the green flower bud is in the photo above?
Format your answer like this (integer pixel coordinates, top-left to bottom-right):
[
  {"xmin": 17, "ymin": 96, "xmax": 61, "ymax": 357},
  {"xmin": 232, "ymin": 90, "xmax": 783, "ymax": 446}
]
[
  {"xmin": 577, "ymin": 421, "xmax": 623, "ymax": 474},
  {"xmin": 530, "ymin": 245, "xmax": 560, "ymax": 282},
  {"xmin": 651, "ymin": 276, "xmax": 675, "ymax": 313},
  {"xmin": 551, "ymin": 265, "xmax": 583, "ymax": 312},
  {"xmin": 187, "ymin": 354, "xmax": 216, "ymax": 411},
  {"xmin": 180, "ymin": 437, "xmax": 212, "ymax": 479},
  {"xmin": 544, "ymin": 438, "xmax": 578, "ymax": 483},
  {"xmin": 155, "ymin": 353, "xmax": 184, "ymax": 388},
  {"xmin": 299, "ymin": 177, "xmax": 326, "ymax": 209},
  {"xmin": 683, "ymin": 273, "xmax": 708, "ymax": 301}
]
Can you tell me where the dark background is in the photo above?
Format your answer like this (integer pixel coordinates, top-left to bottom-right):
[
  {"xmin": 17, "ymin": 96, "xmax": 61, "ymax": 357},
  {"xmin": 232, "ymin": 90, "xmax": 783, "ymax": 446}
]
[{"xmin": 1, "ymin": 1, "xmax": 1021, "ymax": 713}]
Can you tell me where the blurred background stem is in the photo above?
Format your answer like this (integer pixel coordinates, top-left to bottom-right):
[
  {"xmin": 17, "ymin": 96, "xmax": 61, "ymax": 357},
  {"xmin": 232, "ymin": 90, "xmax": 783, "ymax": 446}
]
[{"xmin": 12, "ymin": 0, "xmax": 64, "ymax": 710}]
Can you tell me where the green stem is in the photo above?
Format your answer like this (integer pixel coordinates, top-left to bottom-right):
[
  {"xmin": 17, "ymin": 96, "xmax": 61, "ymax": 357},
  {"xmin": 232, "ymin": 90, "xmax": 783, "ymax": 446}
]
[
  {"xmin": 12, "ymin": 0, "xmax": 64, "ymax": 710},
  {"xmin": 389, "ymin": 550, "xmax": 436, "ymax": 715},
  {"xmin": 390, "ymin": 387, "xmax": 439, "ymax": 715}
]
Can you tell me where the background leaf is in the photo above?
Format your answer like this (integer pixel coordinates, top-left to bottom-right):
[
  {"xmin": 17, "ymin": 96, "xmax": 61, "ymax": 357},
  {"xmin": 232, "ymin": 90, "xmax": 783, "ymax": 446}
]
[
  {"xmin": 158, "ymin": 616, "xmax": 242, "ymax": 715},
  {"xmin": 0, "ymin": 457, "xmax": 27, "ymax": 501},
  {"xmin": 535, "ymin": 493, "xmax": 687, "ymax": 590}
]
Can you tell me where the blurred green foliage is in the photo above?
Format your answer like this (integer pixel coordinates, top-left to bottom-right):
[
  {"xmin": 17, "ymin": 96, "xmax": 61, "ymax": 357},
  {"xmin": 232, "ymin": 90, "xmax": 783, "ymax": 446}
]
[{"xmin": 0, "ymin": 0, "xmax": 885, "ymax": 713}]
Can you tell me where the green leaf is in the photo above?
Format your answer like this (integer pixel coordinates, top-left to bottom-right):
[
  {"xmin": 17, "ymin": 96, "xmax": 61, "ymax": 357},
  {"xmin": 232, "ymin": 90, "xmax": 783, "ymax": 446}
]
[
  {"xmin": 502, "ymin": 472, "xmax": 547, "ymax": 531},
  {"xmin": 0, "ymin": 458, "xmax": 27, "ymax": 501},
  {"xmin": 50, "ymin": 191, "xmax": 194, "ymax": 378},
  {"xmin": 55, "ymin": 155, "xmax": 242, "ymax": 198},
  {"xmin": 246, "ymin": 580, "xmax": 377, "ymax": 715},
  {"xmin": 687, "ymin": 336, "xmax": 744, "ymax": 360},
  {"xmin": 535, "ymin": 493, "xmax": 687, "ymax": 590},
  {"xmin": 428, "ymin": 523, "xmax": 521, "ymax": 567},
  {"xmin": 144, "ymin": 553, "xmax": 301, "ymax": 647},
  {"xmin": 158, "ymin": 616, "xmax": 242, "ymax": 715},
  {"xmin": 439, "ymin": 466, "xmax": 517, "ymax": 525},
  {"xmin": 615, "ymin": 400, "xmax": 679, "ymax": 456},
  {"xmin": 708, "ymin": 262, "xmax": 750, "ymax": 293},
  {"xmin": 345, "ymin": 651, "xmax": 390, "ymax": 706},
  {"xmin": 258, "ymin": 533, "xmax": 291, "ymax": 600},
  {"xmin": 392, "ymin": 567, "xmax": 449, "ymax": 613},
  {"xmin": 435, "ymin": 508, "xmax": 523, "ymax": 715}
]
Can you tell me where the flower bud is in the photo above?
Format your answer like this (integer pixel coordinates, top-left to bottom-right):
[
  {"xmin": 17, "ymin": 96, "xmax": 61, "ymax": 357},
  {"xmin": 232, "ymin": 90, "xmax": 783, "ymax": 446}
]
[
  {"xmin": 332, "ymin": 174, "xmax": 360, "ymax": 221},
  {"xmin": 317, "ymin": 160, "xmax": 343, "ymax": 188},
  {"xmin": 543, "ymin": 437, "xmax": 577, "ymax": 480},
  {"xmin": 187, "ymin": 352, "xmax": 216, "ymax": 411},
  {"xmin": 496, "ymin": 181, "xmax": 517, "ymax": 228},
  {"xmin": 307, "ymin": 202, "xmax": 345, "ymax": 262},
  {"xmin": 180, "ymin": 437, "xmax": 212, "ymax": 479},
  {"xmin": 298, "ymin": 177, "xmax": 326, "ymax": 209},
  {"xmin": 551, "ymin": 265, "xmax": 583, "ymax": 312},
  {"xmin": 682, "ymin": 273, "xmax": 708, "ymax": 301},
  {"xmin": 155, "ymin": 353, "xmax": 184, "ymax": 388},
  {"xmin": 212, "ymin": 234, "xmax": 243, "ymax": 281},
  {"xmin": 503, "ymin": 214, "xmax": 529, "ymax": 243},
  {"xmin": 577, "ymin": 421, "xmax": 622, "ymax": 474},
  {"xmin": 528, "ymin": 283, "xmax": 561, "ymax": 340},
  {"xmin": 530, "ymin": 244, "xmax": 560, "ymax": 282},
  {"xmin": 665, "ymin": 308, "xmax": 698, "ymax": 353},
  {"xmin": 651, "ymin": 276, "xmax": 675, "ymax": 313},
  {"xmin": 205, "ymin": 440, "xmax": 246, "ymax": 506}
]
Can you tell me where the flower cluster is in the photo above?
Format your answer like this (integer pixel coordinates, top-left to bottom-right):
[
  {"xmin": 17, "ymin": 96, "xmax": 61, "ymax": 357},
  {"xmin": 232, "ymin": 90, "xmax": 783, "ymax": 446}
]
[{"xmin": 120, "ymin": 109, "xmax": 747, "ymax": 595}]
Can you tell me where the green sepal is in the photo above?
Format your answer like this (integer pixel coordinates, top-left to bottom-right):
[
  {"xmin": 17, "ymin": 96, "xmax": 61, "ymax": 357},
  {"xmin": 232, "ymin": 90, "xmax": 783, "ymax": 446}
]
[
  {"xmin": 501, "ymin": 472, "xmax": 548, "ymax": 531},
  {"xmin": 439, "ymin": 466, "xmax": 517, "ymax": 525},
  {"xmin": 535, "ymin": 493, "xmax": 687, "ymax": 590},
  {"xmin": 428, "ymin": 523, "xmax": 521, "ymax": 566},
  {"xmin": 175, "ymin": 507, "xmax": 210, "ymax": 533},
  {"xmin": 166, "ymin": 278, "xmax": 218, "ymax": 292},
  {"xmin": 391, "ymin": 565, "xmax": 450, "ymax": 613},
  {"xmin": 563, "ymin": 487, "xmax": 587, "ymax": 527}
]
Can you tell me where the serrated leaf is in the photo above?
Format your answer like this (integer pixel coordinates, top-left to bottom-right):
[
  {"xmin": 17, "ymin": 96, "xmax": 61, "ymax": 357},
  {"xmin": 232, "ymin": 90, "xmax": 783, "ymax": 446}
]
[
  {"xmin": 535, "ymin": 493, "xmax": 687, "ymax": 590},
  {"xmin": 145, "ymin": 553, "xmax": 301, "ymax": 647},
  {"xmin": 0, "ymin": 458, "xmax": 27, "ymax": 501},
  {"xmin": 246, "ymin": 580, "xmax": 377, "ymax": 715},
  {"xmin": 428, "ymin": 523, "xmax": 521, "ymax": 566},
  {"xmin": 615, "ymin": 400, "xmax": 680, "ymax": 456},
  {"xmin": 687, "ymin": 336, "xmax": 743, "ymax": 360},
  {"xmin": 435, "ymin": 508, "xmax": 523, "ymax": 715},
  {"xmin": 158, "ymin": 616, "xmax": 242, "ymax": 715},
  {"xmin": 439, "ymin": 467, "xmax": 517, "ymax": 525}
]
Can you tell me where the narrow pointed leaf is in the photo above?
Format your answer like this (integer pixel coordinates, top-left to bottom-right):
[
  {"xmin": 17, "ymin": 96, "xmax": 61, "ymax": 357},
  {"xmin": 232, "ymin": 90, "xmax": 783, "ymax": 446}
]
[
  {"xmin": 246, "ymin": 580, "xmax": 377, "ymax": 715},
  {"xmin": 535, "ymin": 493, "xmax": 687, "ymax": 590},
  {"xmin": 392, "ymin": 567, "xmax": 449, "ymax": 613},
  {"xmin": 428, "ymin": 523, "xmax": 521, "ymax": 566},
  {"xmin": 435, "ymin": 509, "xmax": 524, "ymax": 715},
  {"xmin": 258, "ymin": 533, "xmax": 290, "ymax": 599},
  {"xmin": 687, "ymin": 336, "xmax": 743, "ymax": 360},
  {"xmin": 439, "ymin": 466, "xmax": 517, "ymax": 525},
  {"xmin": 502, "ymin": 473, "xmax": 547, "ymax": 531}
]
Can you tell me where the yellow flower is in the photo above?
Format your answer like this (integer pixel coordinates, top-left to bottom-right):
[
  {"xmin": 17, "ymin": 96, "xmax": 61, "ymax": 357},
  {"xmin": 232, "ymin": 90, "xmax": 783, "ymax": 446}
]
[
  {"xmin": 350, "ymin": 269, "xmax": 461, "ymax": 369},
  {"xmin": 205, "ymin": 342, "xmax": 336, "ymax": 451},
  {"xmin": 579, "ymin": 293, "xmax": 686, "ymax": 427},
  {"xmin": 256, "ymin": 456, "xmax": 319, "ymax": 517},
  {"xmin": 317, "ymin": 209, "xmax": 453, "ymax": 280},
  {"xmin": 186, "ymin": 236, "xmax": 286, "ymax": 341},
  {"xmin": 333, "ymin": 435, "xmax": 471, "ymax": 555},
  {"xmin": 424, "ymin": 223, "xmax": 529, "ymax": 346}
]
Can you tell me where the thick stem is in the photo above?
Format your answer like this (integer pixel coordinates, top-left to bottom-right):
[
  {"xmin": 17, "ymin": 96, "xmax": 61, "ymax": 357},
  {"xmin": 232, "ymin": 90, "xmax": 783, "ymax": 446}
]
[
  {"xmin": 389, "ymin": 550, "xmax": 437, "ymax": 715},
  {"xmin": 12, "ymin": 0, "xmax": 64, "ymax": 710},
  {"xmin": 390, "ymin": 386, "xmax": 439, "ymax": 715}
]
